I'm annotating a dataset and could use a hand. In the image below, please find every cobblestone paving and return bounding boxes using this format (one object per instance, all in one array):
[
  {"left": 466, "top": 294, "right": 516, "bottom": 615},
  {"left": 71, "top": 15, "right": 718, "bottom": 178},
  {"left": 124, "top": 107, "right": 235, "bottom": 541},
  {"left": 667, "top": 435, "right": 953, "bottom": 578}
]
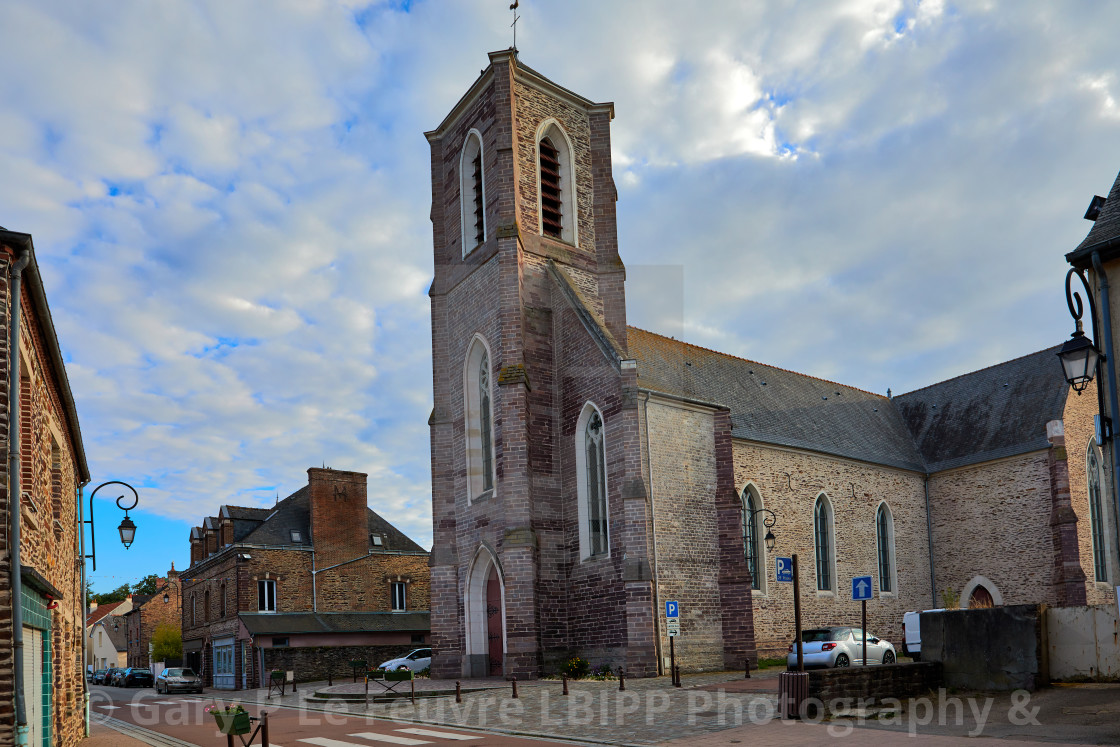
[{"left": 228, "top": 671, "right": 781, "bottom": 745}]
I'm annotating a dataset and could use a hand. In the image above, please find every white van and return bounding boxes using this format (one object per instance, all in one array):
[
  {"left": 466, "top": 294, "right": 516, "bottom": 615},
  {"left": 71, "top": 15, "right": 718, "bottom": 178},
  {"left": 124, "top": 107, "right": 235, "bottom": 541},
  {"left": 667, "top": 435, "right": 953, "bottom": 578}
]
[{"left": 902, "top": 609, "right": 944, "bottom": 661}]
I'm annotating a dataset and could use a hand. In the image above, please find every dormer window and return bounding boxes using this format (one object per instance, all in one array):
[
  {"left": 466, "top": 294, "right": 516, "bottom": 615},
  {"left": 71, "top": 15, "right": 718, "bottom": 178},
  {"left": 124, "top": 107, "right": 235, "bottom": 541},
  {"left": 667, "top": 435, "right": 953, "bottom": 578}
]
[
  {"left": 459, "top": 130, "right": 486, "bottom": 255},
  {"left": 290, "top": 529, "right": 302, "bottom": 543},
  {"left": 535, "top": 120, "right": 578, "bottom": 246}
]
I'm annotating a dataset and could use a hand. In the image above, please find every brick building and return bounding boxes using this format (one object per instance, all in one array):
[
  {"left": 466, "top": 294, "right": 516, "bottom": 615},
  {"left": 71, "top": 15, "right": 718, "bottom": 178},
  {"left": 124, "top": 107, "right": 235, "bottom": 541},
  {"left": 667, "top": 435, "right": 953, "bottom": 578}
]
[
  {"left": 123, "top": 567, "right": 181, "bottom": 669},
  {"left": 0, "top": 228, "right": 90, "bottom": 746},
  {"left": 425, "top": 51, "right": 1114, "bottom": 679},
  {"left": 181, "top": 468, "right": 430, "bottom": 690}
]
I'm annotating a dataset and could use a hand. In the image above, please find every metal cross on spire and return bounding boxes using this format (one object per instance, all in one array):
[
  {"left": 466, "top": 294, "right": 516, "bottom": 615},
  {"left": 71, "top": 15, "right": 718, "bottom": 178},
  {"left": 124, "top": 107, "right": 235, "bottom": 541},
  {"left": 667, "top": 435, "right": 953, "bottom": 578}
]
[{"left": 510, "top": 1, "right": 520, "bottom": 51}]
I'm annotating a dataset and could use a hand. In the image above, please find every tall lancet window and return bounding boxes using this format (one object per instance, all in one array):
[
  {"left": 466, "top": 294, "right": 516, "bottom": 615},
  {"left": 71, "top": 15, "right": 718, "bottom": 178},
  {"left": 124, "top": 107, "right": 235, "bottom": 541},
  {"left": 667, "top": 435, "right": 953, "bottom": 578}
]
[
  {"left": 536, "top": 120, "right": 578, "bottom": 245},
  {"left": 814, "top": 494, "right": 834, "bottom": 591},
  {"left": 479, "top": 352, "right": 493, "bottom": 493},
  {"left": 1088, "top": 444, "right": 1108, "bottom": 581},
  {"left": 586, "top": 411, "right": 608, "bottom": 555},
  {"left": 876, "top": 502, "right": 895, "bottom": 593},
  {"left": 460, "top": 130, "right": 486, "bottom": 255}
]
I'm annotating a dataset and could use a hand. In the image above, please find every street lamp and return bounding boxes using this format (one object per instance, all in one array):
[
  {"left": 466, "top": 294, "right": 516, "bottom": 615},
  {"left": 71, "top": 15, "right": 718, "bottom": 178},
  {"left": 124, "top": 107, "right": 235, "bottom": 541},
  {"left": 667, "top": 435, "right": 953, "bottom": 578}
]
[
  {"left": 1058, "top": 268, "right": 1105, "bottom": 396},
  {"left": 83, "top": 481, "right": 140, "bottom": 571},
  {"left": 746, "top": 507, "right": 778, "bottom": 553}
]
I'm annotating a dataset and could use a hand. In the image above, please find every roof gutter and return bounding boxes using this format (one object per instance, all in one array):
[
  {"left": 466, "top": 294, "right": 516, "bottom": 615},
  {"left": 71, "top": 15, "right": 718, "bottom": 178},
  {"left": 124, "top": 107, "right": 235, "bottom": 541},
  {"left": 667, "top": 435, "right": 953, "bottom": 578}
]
[{"left": 5, "top": 234, "right": 32, "bottom": 744}]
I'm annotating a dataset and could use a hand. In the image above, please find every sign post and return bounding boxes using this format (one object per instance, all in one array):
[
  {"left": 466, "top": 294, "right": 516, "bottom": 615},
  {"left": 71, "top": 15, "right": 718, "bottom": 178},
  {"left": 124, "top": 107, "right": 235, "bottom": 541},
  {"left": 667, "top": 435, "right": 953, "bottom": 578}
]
[
  {"left": 852, "top": 576, "right": 873, "bottom": 665},
  {"left": 665, "top": 600, "right": 680, "bottom": 686},
  {"left": 792, "top": 554, "right": 803, "bottom": 671}
]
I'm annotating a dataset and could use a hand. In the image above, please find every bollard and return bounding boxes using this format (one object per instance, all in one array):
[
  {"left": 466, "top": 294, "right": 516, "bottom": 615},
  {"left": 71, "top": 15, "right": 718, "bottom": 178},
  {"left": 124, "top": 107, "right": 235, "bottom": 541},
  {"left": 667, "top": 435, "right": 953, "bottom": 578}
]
[
  {"left": 260, "top": 711, "right": 270, "bottom": 747},
  {"left": 292, "top": 677, "right": 297, "bottom": 693},
  {"left": 674, "top": 665, "right": 681, "bottom": 688},
  {"left": 455, "top": 680, "right": 462, "bottom": 704},
  {"left": 328, "top": 670, "right": 332, "bottom": 687},
  {"left": 562, "top": 675, "right": 569, "bottom": 696},
  {"left": 618, "top": 670, "right": 626, "bottom": 691},
  {"left": 745, "top": 658, "right": 751, "bottom": 679},
  {"left": 511, "top": 677, "right": 518, "bottom": 698}
]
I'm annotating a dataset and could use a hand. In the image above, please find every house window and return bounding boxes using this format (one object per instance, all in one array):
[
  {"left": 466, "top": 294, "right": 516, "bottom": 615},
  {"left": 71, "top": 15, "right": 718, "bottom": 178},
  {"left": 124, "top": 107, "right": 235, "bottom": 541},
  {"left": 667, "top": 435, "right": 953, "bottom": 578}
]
[
  {"left": 258, "top": 580, "right": 276, "bottom": 613},
  {"left": 576, "top": 403, "right": 609, "bottom": 559},
  {"left": 290, "top": 529, "right": 302, "bottom": 543},
  {"left": 742, "top": 486, "right": 762, "bottom": 591},
  {"left": 876, "top": 502, "right": 895, "bottom": 593},
  {"left": 536, "top": 120, "right": 578, "bottom": 245},
  {"left": 271, "top": 637, "right": 289, "bottom": 648},
  {"left": 814, "top": 494, "right": 834, "bottom": 591},
  {"left": 204, "top": 589, "right": 210, "bottom": 622},
  {"left": 191, "top": 594, "right": 196, "bottom": 627},
  {"left": 460, "top": 130, "right": 486, "bottom": 254},
  {"left": 391, "top": 582, "right": 407, "bottom": 611},
  {"left": 464, "top": 337, "right": 496, "bottom": 502},
  {"left": 219, "top": 582, "right": 226, "bottom": 618},
  {"left": 1088, "top": 444, "right": 1108, "bottom": 581},
  {"left": 370, "top": 534, "right": 383, "bottom": 547}
]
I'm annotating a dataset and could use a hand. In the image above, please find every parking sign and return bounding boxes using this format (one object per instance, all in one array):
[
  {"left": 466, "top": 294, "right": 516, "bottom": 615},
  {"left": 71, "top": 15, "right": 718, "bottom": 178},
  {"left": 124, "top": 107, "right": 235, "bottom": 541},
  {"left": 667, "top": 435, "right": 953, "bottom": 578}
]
[
  {"left": 776, "top": 557, "right": 793, "bottom": 583},
  {"left": 665, "top": 600, "right": 679, "bottom": 619}
]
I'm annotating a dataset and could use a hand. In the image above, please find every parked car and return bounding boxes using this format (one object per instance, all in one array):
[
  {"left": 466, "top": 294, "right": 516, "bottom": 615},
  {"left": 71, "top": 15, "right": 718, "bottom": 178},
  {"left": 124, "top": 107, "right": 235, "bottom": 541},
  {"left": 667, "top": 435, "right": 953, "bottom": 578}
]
[
  {"left": 378, "top": 648, "right": 432, "bottom": 672},
  {"left": 902, "top": 609, "right": 944, "bottom": 661},
  {"left": 106, "top": 668, "right": 126, "bottom": 686},
  {"left": 120, "top": 667, "right": 153, "bottom": 688},
  {"left": 787, "top": 626, "right": 896, "bottom": 668},
  {"left": 91, "top": 669, "right": 108, "bottom": 685},
  {"left": 155, "top": 667, "right": 203, "bottom": 694}
]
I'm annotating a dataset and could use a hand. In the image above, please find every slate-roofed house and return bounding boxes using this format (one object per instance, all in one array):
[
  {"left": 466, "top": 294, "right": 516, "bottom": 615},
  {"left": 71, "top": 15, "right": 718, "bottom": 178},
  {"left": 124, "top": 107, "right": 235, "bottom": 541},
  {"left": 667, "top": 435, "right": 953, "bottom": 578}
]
[
  {"left": 181, "top": 468, "right": 430, "bottom": 689},
  {"left": 425, "top": 51, "right": 1112, "bottom": 678},
  {"left": 88, "top": 619, "right": 128, "bottom": 671}
]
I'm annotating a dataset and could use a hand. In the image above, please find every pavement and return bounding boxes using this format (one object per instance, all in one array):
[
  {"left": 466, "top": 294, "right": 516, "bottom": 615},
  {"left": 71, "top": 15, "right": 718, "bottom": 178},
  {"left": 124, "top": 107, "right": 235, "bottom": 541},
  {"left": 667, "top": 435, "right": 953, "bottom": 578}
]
[{"left": 79, "top": 671, "right": 1120, "bottom": 746}]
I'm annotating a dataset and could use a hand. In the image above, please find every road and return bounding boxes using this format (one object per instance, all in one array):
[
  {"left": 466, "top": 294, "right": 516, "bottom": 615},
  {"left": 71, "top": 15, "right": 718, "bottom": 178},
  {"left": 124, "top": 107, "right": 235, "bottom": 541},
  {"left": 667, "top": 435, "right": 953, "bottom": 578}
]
[{"left": 88, "top": 684, "right": 579, "bottom": 747}]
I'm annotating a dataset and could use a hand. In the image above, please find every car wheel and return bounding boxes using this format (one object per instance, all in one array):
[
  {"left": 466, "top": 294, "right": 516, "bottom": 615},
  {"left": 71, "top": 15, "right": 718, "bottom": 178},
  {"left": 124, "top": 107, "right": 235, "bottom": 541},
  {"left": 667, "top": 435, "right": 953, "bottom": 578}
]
[
  {"left": 397, "top": 665, "right": 410, "bottom": 671},
  {"left": 883, "top": 651, "right": 895, "bottom": 664},
  {"left": 834, "top": 654, "right": 850, "bottom": 667}
]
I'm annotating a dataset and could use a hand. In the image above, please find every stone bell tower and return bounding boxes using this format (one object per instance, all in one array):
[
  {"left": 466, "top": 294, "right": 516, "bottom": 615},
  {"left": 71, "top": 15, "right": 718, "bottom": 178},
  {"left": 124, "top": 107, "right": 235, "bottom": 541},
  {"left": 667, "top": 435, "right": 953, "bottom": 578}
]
[{"left": 425, "top": 50, "right": 657, "bottom": 678}]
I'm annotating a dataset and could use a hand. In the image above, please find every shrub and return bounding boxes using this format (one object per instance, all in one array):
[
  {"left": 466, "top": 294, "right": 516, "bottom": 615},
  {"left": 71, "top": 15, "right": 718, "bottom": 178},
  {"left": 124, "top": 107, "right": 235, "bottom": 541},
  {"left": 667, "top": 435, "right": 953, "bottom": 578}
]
[
  {"left": 560, "top": 657, "right": 590, "bottom": 679},
  {"left": 416, "top": 666, "right": 431, "bottom": 679}
]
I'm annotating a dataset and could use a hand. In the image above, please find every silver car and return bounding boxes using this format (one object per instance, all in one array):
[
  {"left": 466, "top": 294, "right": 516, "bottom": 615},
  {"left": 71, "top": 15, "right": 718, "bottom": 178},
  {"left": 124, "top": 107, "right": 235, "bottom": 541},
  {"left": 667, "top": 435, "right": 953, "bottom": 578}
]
[
  {"left": 787, "top": 626, "right": 896, "bottom": 668},
  {"left": 378, "top": 648, "right": 432, "bottom": 672},
  {"left": 155, "top": 667, "right": 203, "bottom": 694}
]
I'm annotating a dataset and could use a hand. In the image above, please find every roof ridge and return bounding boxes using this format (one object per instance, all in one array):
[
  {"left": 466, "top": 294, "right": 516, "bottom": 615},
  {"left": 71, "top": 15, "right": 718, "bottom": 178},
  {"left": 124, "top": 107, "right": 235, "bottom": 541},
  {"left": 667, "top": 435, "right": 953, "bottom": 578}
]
[
  {"left": 627, "top": 326, "right": 889, "bottom": 399},
  {"left": 895, "top": 344, "right": 1061, "bottom": 398}
]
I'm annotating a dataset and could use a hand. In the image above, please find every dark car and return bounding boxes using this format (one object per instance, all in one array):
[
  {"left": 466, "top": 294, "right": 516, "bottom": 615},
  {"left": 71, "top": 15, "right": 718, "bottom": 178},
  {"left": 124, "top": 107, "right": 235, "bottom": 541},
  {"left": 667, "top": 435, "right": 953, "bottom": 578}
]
[
  {"left": 91, "top": 669, "right": 108, "bottom": 685},
  {"left": 121, "top": 667, "right": 153, "bottom": 688},
  {"left": 155, "top": 667, "right": 203, "bottom": 694},
  {"left": 106, "top": 668, "right": 126, "bottom": 686}
]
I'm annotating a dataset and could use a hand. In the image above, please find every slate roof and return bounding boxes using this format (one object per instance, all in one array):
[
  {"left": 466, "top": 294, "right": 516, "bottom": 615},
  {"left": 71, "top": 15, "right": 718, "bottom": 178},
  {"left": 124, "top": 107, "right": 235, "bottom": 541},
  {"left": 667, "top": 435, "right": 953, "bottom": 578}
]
[
  {"left": 892, "top": 346, "right": 1069, "bottom": 472},
  {"left": 94, "top": 619, "right": 128, "bottom": 652},
  {"left": 239, "top": 611, "right": 430, "bottom": 635},
  {"left": 628, "top": 327, "right": 927, "bottom": 471},
  {"left": 1070, "top": 168, "right": 1120, "bottom": 262},
  {"left": 239, "top": 487, "right": 425, "bottom": 553},
  {"left": 628, "top": 328, "right": 1070, "bottom": 474}
]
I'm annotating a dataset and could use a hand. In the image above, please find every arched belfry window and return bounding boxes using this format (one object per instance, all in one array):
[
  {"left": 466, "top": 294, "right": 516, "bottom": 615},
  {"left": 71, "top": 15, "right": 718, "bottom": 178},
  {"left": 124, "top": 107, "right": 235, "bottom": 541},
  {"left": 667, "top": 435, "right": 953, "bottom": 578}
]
[
  {"left": 536, "top": 120, "right": 577, "bottom": 246},
  {"left": 576, "top": 403, "right": 609, "bottom": 559},
  {"left": 464, "top": 337, "right": 496, "bottom": 502},
  {"left": 876, "top": 502, "right": 896, "bottom": 593},
  {"left": 1087, "top": 443, "right": 1108, "bottom": 581},
  {"left": 741, "top": 485, "right": 764, "bottom": 591},
  {"left": 814, "top": 494, "right": 835, "bottom": 592},
  {"left": 460, "top": 130, "right": 486, "bottom": 254}
]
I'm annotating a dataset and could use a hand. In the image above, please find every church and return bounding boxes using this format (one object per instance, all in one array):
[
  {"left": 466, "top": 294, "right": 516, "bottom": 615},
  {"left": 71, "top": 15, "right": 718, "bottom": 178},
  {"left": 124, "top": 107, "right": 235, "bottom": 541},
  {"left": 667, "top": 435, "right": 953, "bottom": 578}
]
[{"left": 424, "top": 50, "right": 1117, "bottom": 679}]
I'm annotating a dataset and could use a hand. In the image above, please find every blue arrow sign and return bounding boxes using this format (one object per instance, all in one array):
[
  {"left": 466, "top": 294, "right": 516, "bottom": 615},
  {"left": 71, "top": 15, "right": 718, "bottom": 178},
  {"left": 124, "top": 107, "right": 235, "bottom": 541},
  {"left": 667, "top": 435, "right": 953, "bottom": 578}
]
[
  {"left": 665, "top": 600, "right": 679, "bottom": 618},
  {"left": 852, "top": 576, "right": 873, "bottom": 601},
  {"left": 775, "top": 557, "right": 793, "bottom": 583}
]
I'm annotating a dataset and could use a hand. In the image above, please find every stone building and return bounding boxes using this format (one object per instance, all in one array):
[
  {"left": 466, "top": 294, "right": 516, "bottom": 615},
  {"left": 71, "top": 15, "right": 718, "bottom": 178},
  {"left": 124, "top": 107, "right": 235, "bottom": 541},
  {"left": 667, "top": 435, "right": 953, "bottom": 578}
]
[
  {"left": 424, "top": 51, "right": 1113, "bottom": 679},
  {"left": 123, "top": 567, "right": 181, "bottom": 669},
  {"left": 180, "top": 468, "right": 430, "bottom": 689},
  {"left": 0, "top": 228, "right": 90, "bottom": 747}
]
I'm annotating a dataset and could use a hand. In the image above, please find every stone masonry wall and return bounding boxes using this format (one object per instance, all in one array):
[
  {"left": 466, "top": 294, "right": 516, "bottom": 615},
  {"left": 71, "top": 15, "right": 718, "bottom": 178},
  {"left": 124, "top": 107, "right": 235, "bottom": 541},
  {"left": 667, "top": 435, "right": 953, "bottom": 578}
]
[
  {"left": 643, "top": 397, "right": 725, "bottom": 672},
  {"left": 733, "top": 440, "right": 932, "bottom": 658},
  {"left": 928, "top": 451, "right": 1056, "bottom": 608},
  {"left": 0, "top": 252, "right": 86, "bottom": 747}
]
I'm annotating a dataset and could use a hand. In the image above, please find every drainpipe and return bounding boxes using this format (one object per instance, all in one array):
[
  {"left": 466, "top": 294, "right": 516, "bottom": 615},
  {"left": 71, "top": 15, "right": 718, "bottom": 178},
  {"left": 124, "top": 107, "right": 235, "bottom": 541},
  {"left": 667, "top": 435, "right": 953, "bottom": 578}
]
[
  {"left": 77, "top": 479, "right": 90, "bottom": 736},
  {"left": 640, "top": 392, "right": 664, "bottom": 675},
  {"left": 7, "top": 241, "right": 32, "bottom": 746},
  {"left": 1091, "top": 252, "right": 1120, "bottom": 569},
  {"left": 923, "top": 475, "right": 937, "bottom": 608}
]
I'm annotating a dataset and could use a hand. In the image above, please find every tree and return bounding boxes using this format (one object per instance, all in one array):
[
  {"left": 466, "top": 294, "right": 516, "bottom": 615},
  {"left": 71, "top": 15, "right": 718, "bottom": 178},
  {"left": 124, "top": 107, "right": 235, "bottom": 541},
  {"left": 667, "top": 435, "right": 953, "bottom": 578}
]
[
  {"left": 151, "top": 623, "right": 182, "bottom": 663},
  {"left": 91, "top": 583, "right": 130, "bottom": 605},
  {"left": 132, "top": 574, "right": 162, "bottom": 596}
]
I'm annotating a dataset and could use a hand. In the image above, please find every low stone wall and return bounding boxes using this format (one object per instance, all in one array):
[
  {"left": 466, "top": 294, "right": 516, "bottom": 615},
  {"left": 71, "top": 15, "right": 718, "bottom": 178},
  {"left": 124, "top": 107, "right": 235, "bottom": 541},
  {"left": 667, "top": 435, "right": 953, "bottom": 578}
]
[
  {"left": 807, "top": 662, "right": 942, "bottom": 705},
  {"left": 262, "top": 644, "right": 417, "bottom": 684}
]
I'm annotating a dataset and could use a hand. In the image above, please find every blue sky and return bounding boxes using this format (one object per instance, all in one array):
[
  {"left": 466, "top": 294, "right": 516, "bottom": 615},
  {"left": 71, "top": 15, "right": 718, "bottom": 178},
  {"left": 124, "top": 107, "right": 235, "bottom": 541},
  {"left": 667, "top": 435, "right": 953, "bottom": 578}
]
[{"left": 3, "top": 0, "right": 1120, "bottom": 592}]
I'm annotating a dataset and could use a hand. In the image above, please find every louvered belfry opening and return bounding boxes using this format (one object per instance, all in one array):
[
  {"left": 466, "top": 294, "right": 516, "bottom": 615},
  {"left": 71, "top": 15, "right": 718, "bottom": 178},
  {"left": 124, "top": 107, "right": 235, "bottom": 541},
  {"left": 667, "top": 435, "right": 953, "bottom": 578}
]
[
  {"left": 471, "top": 150, "right": 484, "bottom": 245},
  {"left": 539, "top": 137, "right": 562, "bottom": 238}
]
